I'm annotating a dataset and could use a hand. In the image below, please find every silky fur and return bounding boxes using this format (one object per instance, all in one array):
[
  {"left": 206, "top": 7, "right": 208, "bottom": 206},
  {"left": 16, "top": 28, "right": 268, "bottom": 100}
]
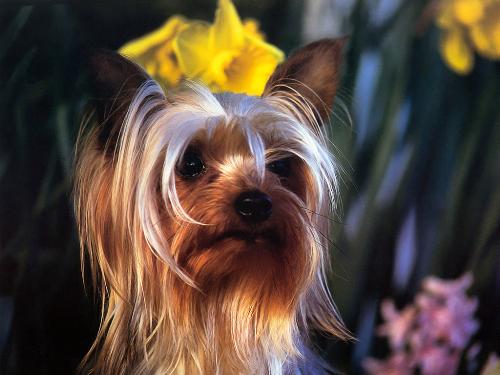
[{"left": 74, "top": 39, "right": 350, "bottom": 374}]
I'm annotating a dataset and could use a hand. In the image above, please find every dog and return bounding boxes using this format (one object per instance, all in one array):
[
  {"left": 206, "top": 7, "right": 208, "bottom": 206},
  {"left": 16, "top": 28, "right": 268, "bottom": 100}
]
[{"left": 74, "top": 38, "right": 350, "bottom": 374}]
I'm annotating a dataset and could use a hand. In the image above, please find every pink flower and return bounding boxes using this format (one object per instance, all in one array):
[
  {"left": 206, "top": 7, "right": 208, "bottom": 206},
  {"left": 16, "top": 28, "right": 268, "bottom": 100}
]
[
  {"left": 416, "top": 275, "right": 479, "bottom": 349},
  {"left": 418, "top": 346, "right": 460, "bottom": 375},
  {"left": 445, "top": 294, "right": 479, "bottom": 348},
  {"left": 363, "top": 352, "right": 414, "bottom": 375},
  {"left": 422, "top": 273, "right": 473, "bottom": 297},
  {"left": 363, "top": 272, "right": 480, "bottom": 375},
  {"left": 378, "top": 299, "right": 416, "bottom": 350}
]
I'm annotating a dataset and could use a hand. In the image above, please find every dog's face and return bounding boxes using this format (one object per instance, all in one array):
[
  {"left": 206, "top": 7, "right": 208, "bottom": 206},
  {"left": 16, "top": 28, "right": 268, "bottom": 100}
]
[
  {"left": 75, "top": 40, "right": 349, "bottom": 374},
  {"left": 169, "top": 98, "right": 323, "bottom": 295}
]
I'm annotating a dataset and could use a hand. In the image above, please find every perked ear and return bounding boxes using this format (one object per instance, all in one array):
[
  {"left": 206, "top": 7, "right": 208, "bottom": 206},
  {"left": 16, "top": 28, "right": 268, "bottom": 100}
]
[
  {"left": 87, "top": 50, "right": 152, "bottom": 151},
  {"left": 263, "top": 38, "right": 346, "bottom": 123}
]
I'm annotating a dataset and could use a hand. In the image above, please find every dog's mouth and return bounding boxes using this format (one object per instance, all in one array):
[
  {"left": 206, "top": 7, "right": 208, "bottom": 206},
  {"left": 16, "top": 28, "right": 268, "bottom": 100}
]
[{"left": 214, "top": 229, "right": 281, "bottom": 246}]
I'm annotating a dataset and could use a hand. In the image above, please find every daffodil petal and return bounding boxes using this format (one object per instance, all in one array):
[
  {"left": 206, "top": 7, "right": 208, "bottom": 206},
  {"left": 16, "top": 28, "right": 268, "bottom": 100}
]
[
  {"left": 118, "top": 16, "right": 188, "bottom": 87},
  {"left": 453, "top": 0, "right": 484, "bottom": 26},
  {"left": 243, "top": 19, "right": 265, "bottom": 40},
  {"left": 440, "top": 28, "right": 474, "bottom": 75},
  {"left": 245, "top": 32, "right": 284, "bottom": 62},
  {"left": 469, "top": 3, "right": 500, "bottom": 59},
  {"left": 211, "top": 0, "right": 245, "bottom": 50},
  {"left": 469, "top": 23, "right": 492, "bottom": 57},
  {"left": 213, "top": 34, "right": 284, "bottom": 95},
  {"left": 203, "top": 50, "right": 239, "bottom": 86},
  {"left": 119, "top": 16, "right": 188, "bottom": 57},
  {"left": 173, "top": 22, "right": 212, "bottom": 77},
  {"left": 491, "top": 25, "right": 500, "bottom": 58},
  {"left": 154, "top": 42, "right": 183, "bottom": 86}
]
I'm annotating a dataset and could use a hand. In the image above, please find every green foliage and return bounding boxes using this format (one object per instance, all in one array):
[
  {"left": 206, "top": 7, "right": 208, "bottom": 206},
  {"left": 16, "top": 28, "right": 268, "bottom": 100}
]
[{"left": 326, "top": 1, "right": 500, "bottom": 372}]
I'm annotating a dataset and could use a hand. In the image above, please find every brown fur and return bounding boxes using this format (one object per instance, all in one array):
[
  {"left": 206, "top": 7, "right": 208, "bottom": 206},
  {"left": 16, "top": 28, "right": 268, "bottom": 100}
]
[
  {"left": 74, "top": 39, "right": 350, "bottom": 374},
  {"left": 264, "top": 38, "right": 346, "bottom": 122}
]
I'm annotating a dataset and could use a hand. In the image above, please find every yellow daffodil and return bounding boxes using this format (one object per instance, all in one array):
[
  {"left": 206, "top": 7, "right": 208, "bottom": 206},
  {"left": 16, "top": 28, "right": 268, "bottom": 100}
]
[
  {"left": 440, "top": 27, "right": 474, "bottom": 74},
  {"left": 469, "top": 4, "right": 500, "bottom": 59},
  {"left": 118, "top": 0, "right": 284, "bottom": 95},
  {"left": 436, "top": 0, "right": 500, "bottom": 75},
  {"left": 119, "top": 16, "right": 189, "bottom": 87},
  {"left": 452, "top": 0, "right": 484, "bottom": 25},
  {"left": 243, "top": 19, "right": 266, "bottom": 40},
  {"left": 173, "top": 0, "right": 284, "bottom": 95}
]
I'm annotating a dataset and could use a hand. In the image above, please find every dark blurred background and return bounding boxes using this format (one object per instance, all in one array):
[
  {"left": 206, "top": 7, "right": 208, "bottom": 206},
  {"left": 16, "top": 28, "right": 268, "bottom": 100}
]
[{"left": 0, "top": 0, "right": 499, "bottom": 374}]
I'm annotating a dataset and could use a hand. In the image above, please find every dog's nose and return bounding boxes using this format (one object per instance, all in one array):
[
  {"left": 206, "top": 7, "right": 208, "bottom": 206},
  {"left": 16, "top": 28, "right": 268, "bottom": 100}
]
[{"left": 234, "top": 190, "right": 272, "bottom": 223}]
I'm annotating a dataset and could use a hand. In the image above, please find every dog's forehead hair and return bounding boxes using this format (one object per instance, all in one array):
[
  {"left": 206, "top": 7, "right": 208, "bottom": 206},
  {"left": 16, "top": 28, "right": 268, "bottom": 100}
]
[
  {"left": 184, "top": 94, "right": 298, "bottom": 161},
  {"left": 204, "top": 119, "right": 253, "bottom": 157},
  {"left": 183, "top": 121, "right": 263, "bottom": 174}
]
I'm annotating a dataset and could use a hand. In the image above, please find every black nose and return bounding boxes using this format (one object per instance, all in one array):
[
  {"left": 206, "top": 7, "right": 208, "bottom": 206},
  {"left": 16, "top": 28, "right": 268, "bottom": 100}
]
[{"left": 234, "top": 190, "right": 272, "bottom": 223}]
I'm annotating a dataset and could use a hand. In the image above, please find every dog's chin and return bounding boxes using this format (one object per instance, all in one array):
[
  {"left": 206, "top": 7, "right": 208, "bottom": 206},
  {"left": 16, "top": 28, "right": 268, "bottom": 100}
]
[{"left": 181, "top": 227, "right": 295, "bottom": 288}]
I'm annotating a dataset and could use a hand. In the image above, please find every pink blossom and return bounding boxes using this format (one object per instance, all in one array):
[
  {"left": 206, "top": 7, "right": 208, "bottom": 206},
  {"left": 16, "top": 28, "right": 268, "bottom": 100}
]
[
  {"left": 445, "top": 295, "right": 479, "bottom": 348},
  {"left": 363, "top": 352, "right": 414, "bottom": 375},
  {"left": 408, "top": 327, "right": 460, "bottom": 375},
  {"left": 378, "top": 299, "right": 416, "bottom": 350},
  {"left": 363, "top": 273, "right": 480, "bottom": 375},
  {"left": 416, "top": 278, "right": 478, "bottom": 349},
  {"left": 417, "top": 346, "right": 460, "bottom": 375},
  {"left": 422, "top": 273, "right": 473, "bottom": 297}
]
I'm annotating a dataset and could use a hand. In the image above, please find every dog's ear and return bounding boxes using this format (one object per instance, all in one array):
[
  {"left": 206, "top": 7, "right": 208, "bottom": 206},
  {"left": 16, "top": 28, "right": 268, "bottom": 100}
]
[
  {"left": 263, "top": 38, "right": 346, "bottom": 123},
  {"left": 87, "top": 50, "right": 153, "bottom": 151}
]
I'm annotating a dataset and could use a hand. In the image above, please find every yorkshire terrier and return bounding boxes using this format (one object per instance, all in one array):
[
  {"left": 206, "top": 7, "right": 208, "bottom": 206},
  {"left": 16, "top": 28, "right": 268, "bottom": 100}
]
[{"left": 74, "top": 38, "right": 350, "bottom": 374}]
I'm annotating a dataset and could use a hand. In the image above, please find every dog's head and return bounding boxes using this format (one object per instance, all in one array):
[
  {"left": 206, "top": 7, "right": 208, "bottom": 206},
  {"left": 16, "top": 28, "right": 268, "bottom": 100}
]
[{"left": 75, "top": 39, "right": 349, "bottom": 374}]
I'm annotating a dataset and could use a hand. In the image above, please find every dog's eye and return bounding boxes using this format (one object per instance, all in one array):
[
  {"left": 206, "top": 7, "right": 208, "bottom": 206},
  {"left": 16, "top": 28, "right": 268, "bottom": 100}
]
[
  {"left": 267, "top": 157, "right": 291, "bottom": 178},
  {"left": 178, "top": 149, "right": 205, "bottom": 179}
]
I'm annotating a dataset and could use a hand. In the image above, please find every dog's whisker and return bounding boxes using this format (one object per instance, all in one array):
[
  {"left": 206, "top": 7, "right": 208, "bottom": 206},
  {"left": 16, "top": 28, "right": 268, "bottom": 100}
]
[
  {"left": 301, "top": 206, "right": 345, "bottom": 224},
  {"left": 300, "top": 222, "right": 346, "bottom": 255}
]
